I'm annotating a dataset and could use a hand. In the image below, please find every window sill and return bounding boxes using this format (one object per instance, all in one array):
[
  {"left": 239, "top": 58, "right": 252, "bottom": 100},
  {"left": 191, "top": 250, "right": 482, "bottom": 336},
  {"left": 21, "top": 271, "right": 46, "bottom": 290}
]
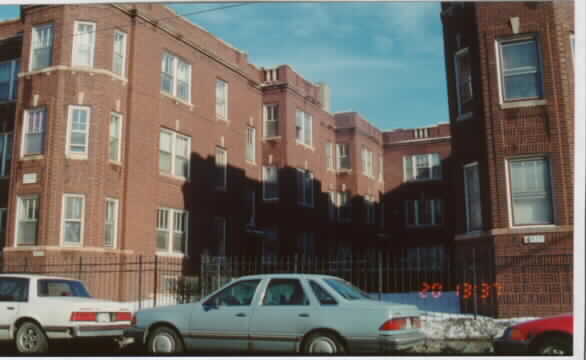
[
  {"left": 296, "top": 142, "right": 314, "bottom": 151},
  {"left": 216, "top": 116, "right": 229, "bottom": 123},
  {"left": 456, "top": 112, "right": 473, "bottom": 121},
  {"left": 264, "top": 136, "right": 281, "bottom": 142},
  {"left": 66, "top": 154, "right": 88, "bottom": 160},
  {"left": 160, "top": 91, "right": 194, "bottom": 109},
  {"left": 21, "top": 65, "right": 128, "bottom": 84},
  {"left": 61, "top": 243, "right": 83, "bottom": 248},
  {"left": 404, "top": 178, "right": 443, "bottom": 183},
  {"left": 155, "top": 252, "right": 186, "bottom": 258},
  {"left": 500, "top": 99, "right": 547, "bottom": 110},
  {"left": 21, "top": 154, "right": 44, "bottom": 161},
  {"left": 263, "top": 198, "right": 279, "bottom": 202},
  {"left": 245, "top": 160, "right": 256, "bottom": 166},
  {"left": 159, "top": 172, "right": 189, "bottom": 183},
  {"left": 109, "top": 160, "right": 123, "bottom": 167},
  {"left": 336, "top": 169, "right": 352, "bottom": 174}
]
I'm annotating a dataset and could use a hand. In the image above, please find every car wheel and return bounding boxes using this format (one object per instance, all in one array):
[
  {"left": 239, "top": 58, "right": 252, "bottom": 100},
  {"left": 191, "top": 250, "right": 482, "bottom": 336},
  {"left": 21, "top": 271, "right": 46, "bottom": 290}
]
[
  {"left": 147, "top": 326, "right": 184, "bottom": 354},
  {"left": 303, "top": 331, "right": 345, "bottom": 354},
  {"left": 536, "top": 336, "right": 572, "bottom": 355},
  {"left": 15, "top": 321, "right": 49, "bottom": 353}
]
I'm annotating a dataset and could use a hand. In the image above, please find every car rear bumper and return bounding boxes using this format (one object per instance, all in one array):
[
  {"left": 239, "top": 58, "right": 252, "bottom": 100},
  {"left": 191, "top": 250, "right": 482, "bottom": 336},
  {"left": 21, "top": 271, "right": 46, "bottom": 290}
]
[
  {"left": 493, "top": 337, "right": 530, "bottom": 354},
  {"left": 379, "top": 331, "right": 425, "bottom": 352},
  {"left": 45, "top": 324, "right": 129, "bottom": 339}
]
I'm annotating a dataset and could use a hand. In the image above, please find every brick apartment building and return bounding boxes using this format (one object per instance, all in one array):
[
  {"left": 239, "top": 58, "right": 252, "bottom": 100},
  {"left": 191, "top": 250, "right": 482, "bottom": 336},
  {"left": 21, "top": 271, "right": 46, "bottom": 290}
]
[
  {"left": 441, "top": 1, "right": 574, "bottom": 317},
  {"left": 0, "top": 3, "right": 574, "bottom": 317}
]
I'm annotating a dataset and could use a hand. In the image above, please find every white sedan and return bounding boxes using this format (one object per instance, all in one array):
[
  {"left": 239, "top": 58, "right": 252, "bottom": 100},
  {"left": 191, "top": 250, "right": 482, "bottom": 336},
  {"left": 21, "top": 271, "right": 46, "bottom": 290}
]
[
  {"left": 0, "top": 274, "right": 132, "bottom": 353},
  {"left": 124, "top": 273, "right": 425, "bottom": 354}
]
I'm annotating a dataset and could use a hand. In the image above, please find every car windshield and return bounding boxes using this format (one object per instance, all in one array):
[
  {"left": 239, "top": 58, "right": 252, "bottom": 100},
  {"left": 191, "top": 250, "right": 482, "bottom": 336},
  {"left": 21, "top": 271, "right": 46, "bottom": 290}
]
[
  {"left": 37, "top": 279, "right": 91, "bottom": 298},
  {"left": 323, "top": 278, "right": 371, "bottom": 300}
]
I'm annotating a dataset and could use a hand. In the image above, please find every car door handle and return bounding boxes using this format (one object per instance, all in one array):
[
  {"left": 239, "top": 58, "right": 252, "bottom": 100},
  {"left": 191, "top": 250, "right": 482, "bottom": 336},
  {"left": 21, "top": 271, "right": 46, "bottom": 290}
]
[
  {"left": 236, "top": 313, "right": 247, "bottom": 317},
  {"left": 298, "top": 313, "right": 310, "bottom": 318},
  {"left": 7, "top": 307, "right": 14, "bottom": 310}
]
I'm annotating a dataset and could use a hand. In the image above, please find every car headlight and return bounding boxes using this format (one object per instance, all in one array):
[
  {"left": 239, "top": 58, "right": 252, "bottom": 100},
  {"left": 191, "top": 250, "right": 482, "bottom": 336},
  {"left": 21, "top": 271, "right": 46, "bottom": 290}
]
[{"left": 503, "top": 326, "right": 529, "bottom": 341}]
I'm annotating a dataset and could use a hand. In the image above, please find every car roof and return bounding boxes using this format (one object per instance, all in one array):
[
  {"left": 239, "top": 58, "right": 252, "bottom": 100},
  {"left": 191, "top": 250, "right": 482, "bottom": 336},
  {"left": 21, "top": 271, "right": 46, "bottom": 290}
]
[
  {"left": 0, "top": 273, "right": 79, "bottom": 281},
  {"left": 236, "top": 273, "right": 342, "bottom": 281}
]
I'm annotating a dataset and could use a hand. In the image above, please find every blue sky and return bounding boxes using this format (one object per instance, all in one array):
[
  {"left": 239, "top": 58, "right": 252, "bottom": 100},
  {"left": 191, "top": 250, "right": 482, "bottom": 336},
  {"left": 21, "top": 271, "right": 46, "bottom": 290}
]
[{"left": 0, "top": 3, "right": 449, "bottom": 130}]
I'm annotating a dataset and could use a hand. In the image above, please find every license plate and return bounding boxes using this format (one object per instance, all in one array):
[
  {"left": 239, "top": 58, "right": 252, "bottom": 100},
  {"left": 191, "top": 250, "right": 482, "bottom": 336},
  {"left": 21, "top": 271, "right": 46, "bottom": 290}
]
[{"left": 97, "top": 313, "right": 110, "bottom": 323}]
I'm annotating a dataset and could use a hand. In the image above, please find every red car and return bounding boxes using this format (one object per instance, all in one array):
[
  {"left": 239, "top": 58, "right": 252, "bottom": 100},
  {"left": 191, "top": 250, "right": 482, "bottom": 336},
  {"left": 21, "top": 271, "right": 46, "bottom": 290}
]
[{"left": 493, "top": 314, "right": 573, "bottom": 355}]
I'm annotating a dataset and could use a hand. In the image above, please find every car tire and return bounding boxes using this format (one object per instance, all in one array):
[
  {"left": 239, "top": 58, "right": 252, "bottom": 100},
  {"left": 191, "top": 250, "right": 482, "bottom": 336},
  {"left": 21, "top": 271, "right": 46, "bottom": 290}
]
[
  {"left": 15, "top": 321, "right": 49, "bottom": 354},
  {"left": 536, "top": 335, "right": 572, "bottom": 355},
  {"left": 147, "top": 326, "right": 184, "bottom": 354},
  {"left": 302, "top": 331, "right": 345, "bottom": 354}
]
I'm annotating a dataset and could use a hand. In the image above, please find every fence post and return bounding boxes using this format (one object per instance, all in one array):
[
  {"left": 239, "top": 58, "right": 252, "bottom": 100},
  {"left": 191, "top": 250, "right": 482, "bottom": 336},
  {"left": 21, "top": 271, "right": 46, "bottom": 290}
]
[
  {"left": 153, "top": 256, "right": 158, "bottom": 308},
  {"left": 378, "top": 252, "right": 383, "bottom": 301},
  {"left": 23, "top": 257, "right": 28, "bottom": 273},
  {"left": 472, "top": 248, "right": 478, "bottom": 320},
  {"left": 138, "top": 255, "right": 143, "bottom": 310},
  {"left": 78, "top": 257, "right": 83, "bottom": 280},
  {"left": 200, "top": 255, "right": 205, "bottom": 298}
]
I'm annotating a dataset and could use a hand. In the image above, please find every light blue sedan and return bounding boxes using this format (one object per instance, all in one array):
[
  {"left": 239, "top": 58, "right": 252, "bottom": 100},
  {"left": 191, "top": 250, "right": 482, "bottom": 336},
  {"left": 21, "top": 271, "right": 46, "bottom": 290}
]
[{"left": 124, "top": 274, "right": 424, "bottom": 354}]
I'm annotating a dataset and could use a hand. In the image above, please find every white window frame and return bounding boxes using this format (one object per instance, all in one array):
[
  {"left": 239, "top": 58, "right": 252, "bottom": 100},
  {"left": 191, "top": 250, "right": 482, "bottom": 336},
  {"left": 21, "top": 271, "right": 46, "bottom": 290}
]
[
  {"left": 15, "top": 194, "right": 39, "bottom": 246},
  {"left": 326, "top": 143, "right": 334, "bottom": 170},
  {"left": 295, "top": 110, "right": 312, "bottom": 147},
  {"left": 60, "top": 194, "right": 85, "bottom": 247},
  {"left": 30, "top": 23, "right": 53, "bottom": 71},
  {"left": 214, "top": 217, "right": 227, "bottom": 257},
  {"left": 109, "top": 113, "right": 123, "bottom": 163},
  {"left": 0, "top": 133, "right": 12, "bottom": 177},
  {"left": 246, "top": 127, "right": 256, "bottom": 164},
  {"left": 66, "top": 105, "right": 91, "bottom": 159},
  {"left": 216, "top": 79, "right": 228, "bottom": 121},
  {"left": 263, "top": 104, "right": 279, "bottom": 138},
  {"left": 159, "top": 129, "right": 191, "bottom": 180},
  {"left": 378, "top": 155, "right": 384, "bottom": 182},
  {"left": 215, "top": 146, "right": 227, "bottom": 191},
  {"left": 262, "top": 166, "right": 279, "bottom": 201},
  {"left": 454, "top": 47, "right": 473, "bottom": 118},
  {"left": 336, "top": 143, "right": 351, "bottom": 170},
  {"left": 362, "top": 147, "right": 374, "bottom": 178},
  {"left": 104, "top": 198, "right": 119, "bottom": 248},
  {"left": 463, "top": 162, "right": 483, "bottom": 232},
  {"left": 72, "top": 21, "right": 96, "bottom": 67},
  {"left": 156, "top": 207, "right": 188, "bottom": 255},
  {"left": 22, "top": 108, "right": 46, "bottom": 157},
  {"left": 505, "top": 156, "right": 554, "bottom": 228},
  {"left": 0, "top": 59, "right": 20, "bottom": 101},
  {"left": 403, "top": 153, "right": 441, "bottom": 181},
  {"left": 160, "top": 52, "right": 192, "bottom": 103},
  {"left": 112, "top": 30, "right": 127, "bottom": 77},
  {"left": 496, "top": 35, "right": 544, "bottom": 103},
  {"left": 296, "top": 168, "right": 314, "bottom": 207}
]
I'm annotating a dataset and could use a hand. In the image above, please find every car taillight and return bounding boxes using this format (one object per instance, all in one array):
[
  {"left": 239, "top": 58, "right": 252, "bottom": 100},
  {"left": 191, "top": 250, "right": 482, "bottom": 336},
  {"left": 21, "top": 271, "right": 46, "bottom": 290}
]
[
  {"left": 509, "top": 328, "right": 529, "bottom": 341},
  {"left": 412, "top": 317, "right": 422, "bottom": 328},
  {"left": 115, "top": 312, "right": 133, "bottom": 322},
  {"left": 70, "top": 312, "right": 97, "bottom": 321},
  {"left": 380, "top": 318, "right": 407, "bottom": 331}
]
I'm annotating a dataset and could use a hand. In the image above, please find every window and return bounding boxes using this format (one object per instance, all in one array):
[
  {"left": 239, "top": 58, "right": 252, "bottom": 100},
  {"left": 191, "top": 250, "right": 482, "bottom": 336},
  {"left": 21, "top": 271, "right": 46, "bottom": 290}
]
[
  {"left": 337, "top": 191, "right": 352, "bottom": 222},
  {"left": 31, "top": 24, "right": 53, "bottom": 70},
  {"left": 263, "top": 104, "right": 279, "bottom": 138},
  {"left": 361, "top": 147, "right": 374, "bottom": 177},
  {"left": 296, "top": 232, "right": 315, "bottom": 256},
  {"left": 464, "top": 163, "right": 482, "bottom": 232},
  {"left": 37, "top": 279, "right": 90, "bottom": 298},
  {"left": 454, "top": 48, "right": 473, "bottom": 116},
  {"left": 245, "top": 189, "right": 256, "bottom": 226},
  {"left": 398, "top": 247, "right": 445, "bottom": 271},
  {"left": 405, "top": 199, "right": 442, "bottom": 227},
  {"left": 112, "top": 30, "right": 127, "bottom": 76},
  {"left": 66, "top": 106, "right": 90, "bottom": 158},
  {"left": 328, "top": 192, "right": 336, "bottom": 221},
  {"left": 216, "top": 79, "right": 228, "bottom": 120},
  {"left": 326, "top": 143, "right": 334, "bottom": 170},
  {"left": 160, "top": 52, "right": 191, "bottom": 103},
  {"left": 0, "top": 59, "right": 19, "bottom": 101},
  {"left": 263, "top": 279, "right": 309, "bottom": 306},
  {"left": 365, "top": 195, "right": 376, "bottom": 225},
  {"left": 324, "top": 278, "right": 370, "bottom": 300},
  {"left": 404, "top": 153, "right": 441, "bottom": 181},
  {"left": 498, "top": 36, "right": 543, "bottom": 101},
  {"left": 156, "top": 208, "right": 187, "bottom": 254},
  {"left": 508, "top": 157, "right": 553, "bottom": 226},
  {"left": 159, "top": 129, "right": 191, "bottom": 179},
  {"left": 262, "top": 166, "right": 279, "bottom": 200},
  {"left": 336, "top": 144, "right": 351, "bottom": 170},
  {"left": 205, "top": 280, "right": 260, "bottom": 307},
  {"left": 0, "top": 277, "right": 29, "bottom": 302},
  {"left": 22, "top": 109, "right": 45, "bottom": 156},
  {"left": 309, "top": 280, "right": 337, "bottom": 305},
  {"left": 104, "top": 198, "right": 118, "bottom": 248},
  {"left": 0, "top": 133, "right": 11, "bottom": 177},
  {"left": 72, "top": 21, "right": 96, "bottom": 67},
  {"left": 109, "top": 113, "right": 122, "bottom": 162},
  {"left": 17, "top": 195, "right": 39, "bottom": 245},
  {"left": 378, "top": 155, "right": 384, "bottom": 182},
  {"left": 296, "top": 168, "right": 313, "bottom": 207},
  {"left": 214, "top": 217, "right": 226, "bottom": 256},
  {"left": 61, "top": 194, "right": 85, "bottom": 246},
  {"left": 246, "top": 127, "right": 255, "bottom": 163},
  {"left": 0, "top": 208, "right": 7, "bottom": 248},
  {"left": 295, "top": 110, "right": 312, "bottom": 146},
  {"left": 215, "top": 147, "right": 227, "bottom": 191}
]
